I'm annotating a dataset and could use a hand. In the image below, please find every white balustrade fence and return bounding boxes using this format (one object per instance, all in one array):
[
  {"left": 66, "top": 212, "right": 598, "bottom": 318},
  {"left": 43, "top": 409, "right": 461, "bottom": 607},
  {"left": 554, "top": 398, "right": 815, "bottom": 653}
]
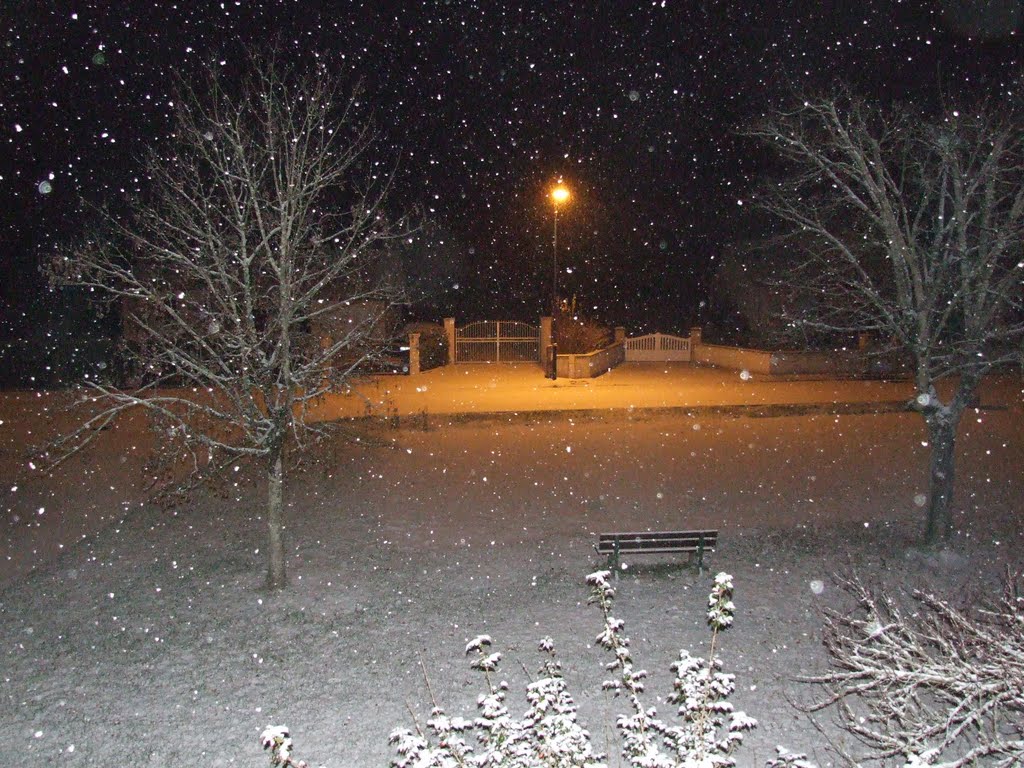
[{"left": 624, "top": 332, "right": 692, "bottom": 362}]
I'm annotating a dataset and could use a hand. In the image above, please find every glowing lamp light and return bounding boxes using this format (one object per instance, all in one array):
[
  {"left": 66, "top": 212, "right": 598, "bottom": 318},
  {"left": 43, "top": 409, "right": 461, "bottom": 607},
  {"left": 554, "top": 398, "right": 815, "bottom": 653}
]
[{"left": 550, "top": 184, "right": 570, "bottom": 205}]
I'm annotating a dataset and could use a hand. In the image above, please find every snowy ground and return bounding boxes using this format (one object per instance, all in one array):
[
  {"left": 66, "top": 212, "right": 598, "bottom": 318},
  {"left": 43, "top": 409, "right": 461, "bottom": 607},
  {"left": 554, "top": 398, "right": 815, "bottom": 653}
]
[{"left": 1, "top": 376, "right": 1022, "bottom": 767}]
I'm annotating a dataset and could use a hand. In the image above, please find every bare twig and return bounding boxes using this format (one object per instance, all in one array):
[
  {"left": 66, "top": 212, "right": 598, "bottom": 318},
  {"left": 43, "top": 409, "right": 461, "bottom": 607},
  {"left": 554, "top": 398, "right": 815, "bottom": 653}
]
[{"left": 803, "top": 572, "right": 1024, "bottom": 767}]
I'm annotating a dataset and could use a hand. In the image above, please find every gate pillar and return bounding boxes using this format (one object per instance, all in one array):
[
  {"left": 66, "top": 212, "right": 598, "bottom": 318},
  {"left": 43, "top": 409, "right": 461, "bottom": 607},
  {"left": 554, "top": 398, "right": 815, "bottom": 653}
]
[
  {"left": 408, "top": 332, "right": 420, "bottom": 375},
  {"left": 540, "top": 316, "right": 552, "bottom": 365},
  {"left": 444, "top": 317, "right": 456, "bottom": 365}
]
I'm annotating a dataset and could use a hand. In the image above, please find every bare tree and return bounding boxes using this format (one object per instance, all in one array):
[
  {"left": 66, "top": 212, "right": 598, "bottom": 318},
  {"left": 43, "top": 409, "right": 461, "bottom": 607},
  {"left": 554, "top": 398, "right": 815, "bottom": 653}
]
[
  {"left": 750, "top": 92, "right": 1024, "bottom": 543},
  {"left": 807, "top": 573, "right": 1024, "bottom": 767},
  {"left": 47, "top": 54, "right": 410, "bottom": 588}
]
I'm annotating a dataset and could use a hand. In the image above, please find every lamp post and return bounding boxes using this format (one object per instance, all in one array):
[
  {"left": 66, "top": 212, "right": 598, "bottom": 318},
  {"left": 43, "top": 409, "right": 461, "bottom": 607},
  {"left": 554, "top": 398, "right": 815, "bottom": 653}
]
[{"left": 549, "top": 182, "right": 570, "bottom": 379}]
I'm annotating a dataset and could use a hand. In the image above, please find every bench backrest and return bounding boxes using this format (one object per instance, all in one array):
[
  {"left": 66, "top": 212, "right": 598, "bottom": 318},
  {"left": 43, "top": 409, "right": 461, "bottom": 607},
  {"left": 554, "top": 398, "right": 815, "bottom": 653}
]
[{"left": 597, "top": 530, "right": 718, "bottom": 553}]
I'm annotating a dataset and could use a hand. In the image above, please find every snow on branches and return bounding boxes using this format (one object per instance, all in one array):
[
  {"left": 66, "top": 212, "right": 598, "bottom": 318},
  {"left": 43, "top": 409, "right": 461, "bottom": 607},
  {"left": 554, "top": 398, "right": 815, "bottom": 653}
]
[{"left": 806, "top": 571, "right": 1024, "bottom": 768}]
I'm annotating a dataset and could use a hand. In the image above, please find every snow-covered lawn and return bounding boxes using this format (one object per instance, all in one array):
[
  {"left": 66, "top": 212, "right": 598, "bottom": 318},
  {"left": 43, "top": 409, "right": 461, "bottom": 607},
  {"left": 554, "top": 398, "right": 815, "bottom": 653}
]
[{"left": 2, "top": 386, "right": 1022, "bottom": 766}]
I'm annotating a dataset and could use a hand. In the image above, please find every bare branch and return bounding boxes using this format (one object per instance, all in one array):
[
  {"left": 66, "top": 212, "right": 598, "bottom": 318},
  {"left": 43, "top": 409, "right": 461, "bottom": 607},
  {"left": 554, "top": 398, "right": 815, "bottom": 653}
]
[{"left": 803, "top": 573, "right": 1024, "bottom": 767}]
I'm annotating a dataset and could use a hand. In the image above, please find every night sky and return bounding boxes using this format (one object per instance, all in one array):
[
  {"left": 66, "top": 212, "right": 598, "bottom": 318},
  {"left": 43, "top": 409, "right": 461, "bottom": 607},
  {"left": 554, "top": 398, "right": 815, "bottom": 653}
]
[{"left": 2, "top": 1, "right": 1022, "bottom": 369}]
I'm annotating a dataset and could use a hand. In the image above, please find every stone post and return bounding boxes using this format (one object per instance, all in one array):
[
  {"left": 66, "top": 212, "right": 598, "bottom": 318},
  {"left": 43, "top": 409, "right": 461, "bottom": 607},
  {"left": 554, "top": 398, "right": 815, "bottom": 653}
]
[
  {"left": 689, "top": 326, "right": 702, "bottom": 347},
  {"left": 536, "top": 313, "right": 552, "bottom": 376},
  {"left": 408, "top": 332, "right": 420, "bottom": 376},
  {"left": 540, "top": 316, "right": 553, "bottom": 365},
  {"left": 614, "top": 326, "right": 626, "bottom": 344},
  {"left": 444, "top": 317, "right": 456, "bottom": 365}
]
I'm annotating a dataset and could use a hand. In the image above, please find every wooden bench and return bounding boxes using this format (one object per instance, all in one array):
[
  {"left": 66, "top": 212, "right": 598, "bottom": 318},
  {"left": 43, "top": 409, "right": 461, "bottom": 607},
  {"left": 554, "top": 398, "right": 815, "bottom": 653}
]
[{"left": 596, "top": 530, "right": 718, "bottom": 575}]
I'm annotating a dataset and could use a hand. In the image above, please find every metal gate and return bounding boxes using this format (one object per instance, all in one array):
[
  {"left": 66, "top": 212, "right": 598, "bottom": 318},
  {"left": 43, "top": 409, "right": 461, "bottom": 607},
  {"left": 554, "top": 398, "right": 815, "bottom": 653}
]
[
  {"left": 624, "top": 332, "right": 692, "bottom": 362},
  {"left": 456, "top": 320, "right": 540, "bottom": 363}
]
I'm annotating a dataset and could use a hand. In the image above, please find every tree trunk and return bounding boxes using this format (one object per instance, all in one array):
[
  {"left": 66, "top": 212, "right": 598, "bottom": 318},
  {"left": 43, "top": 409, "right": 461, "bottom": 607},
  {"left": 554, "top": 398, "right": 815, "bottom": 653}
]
[
  {"left": 924, "top": 411, "right": 958, "bottom": 544},
  {"left": 266, "top": 450, "right": 287, "bottom": 589}
]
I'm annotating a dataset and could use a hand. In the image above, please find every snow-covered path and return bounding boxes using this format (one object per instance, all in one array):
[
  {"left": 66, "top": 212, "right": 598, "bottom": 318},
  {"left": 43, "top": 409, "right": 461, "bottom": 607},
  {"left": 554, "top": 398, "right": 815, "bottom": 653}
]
[{"left": 307, "top": 362, "right": 923, "bottom": 421}]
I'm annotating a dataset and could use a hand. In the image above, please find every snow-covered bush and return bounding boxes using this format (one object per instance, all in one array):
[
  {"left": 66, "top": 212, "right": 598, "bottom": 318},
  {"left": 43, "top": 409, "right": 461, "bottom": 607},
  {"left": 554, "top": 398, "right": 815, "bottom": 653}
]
[
  {"left": 806, "top": 571, "right": 1024, "bottom": 767},
  {"left": 260, "top": 725, "right": 309, "bottom": 767},
  {"left": 555, "top": 296, "right": 612, "bottom": 354},
  {"left": 260, "top": 572, "right": 788, "bottom": 767},
  {"left": 391, "top": 631, "right": 604, "bottom": 768},
  {"left": 587, "top": 569, "right": 756, "bottom": 768},
  {"left": 764, "top": 746, "right": 818, "bottom": 768}
]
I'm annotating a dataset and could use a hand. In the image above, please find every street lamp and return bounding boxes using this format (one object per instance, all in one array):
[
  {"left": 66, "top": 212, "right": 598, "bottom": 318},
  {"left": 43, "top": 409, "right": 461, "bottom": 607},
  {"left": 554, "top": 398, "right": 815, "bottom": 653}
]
[{"left": 549, "top": 182, "right": 570, "bottom": 379}]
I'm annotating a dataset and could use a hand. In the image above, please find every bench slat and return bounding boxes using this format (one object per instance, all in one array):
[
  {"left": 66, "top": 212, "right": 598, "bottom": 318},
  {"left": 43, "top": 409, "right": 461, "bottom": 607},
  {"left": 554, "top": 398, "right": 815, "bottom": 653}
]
[
  {"left": 598, "top": 530, "right": 715, "bottom": 541},
  {"left": 597, "top": 535, "right": 716, "bottom": 546},
  {"left": 597, "top": 532, "right": 716, "bottom": 551},
  {"left": 595, "top": 544, "right": 714, "bottom": 555},
  {"left": 598, "top": 540, "right": 716, "bottom": 552}
]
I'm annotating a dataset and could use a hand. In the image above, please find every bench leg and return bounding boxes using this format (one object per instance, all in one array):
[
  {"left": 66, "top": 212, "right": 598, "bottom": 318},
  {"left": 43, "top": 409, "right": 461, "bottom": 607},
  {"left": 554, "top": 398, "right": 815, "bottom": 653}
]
[{"left": 609, "top": 538, "right": 620, "bottom": 579}]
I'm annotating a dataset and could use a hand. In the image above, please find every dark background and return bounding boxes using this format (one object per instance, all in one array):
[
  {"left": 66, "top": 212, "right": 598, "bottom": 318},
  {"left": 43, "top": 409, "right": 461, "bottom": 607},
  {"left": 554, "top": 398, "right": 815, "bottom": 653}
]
[{"left": 1, "top": 0, "right": 1021, "bottom": 383}]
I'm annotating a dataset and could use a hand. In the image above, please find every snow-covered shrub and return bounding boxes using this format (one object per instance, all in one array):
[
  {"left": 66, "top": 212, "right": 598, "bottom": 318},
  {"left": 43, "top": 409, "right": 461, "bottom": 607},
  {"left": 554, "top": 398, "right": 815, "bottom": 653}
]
[
  {"left": 806, "top": 571, "right": 1024, "bottom": 767},
  {"left": 390, "top": 632, "right": 605, "bottom": 768},
  {"left": 764, "top": 746, "right": 818, "bottom": 768},
  {"left": 260, "top": 572, "right": 778, "bottom": 768},
  {"left": 555, "top": 296, "right": 612, "bottom": 354},
  {"left": 387, "top": 571, "right": 756, "bottom": 768},
  {"left": 260, "top": 725, "right": 309, "bottom": 767},
  {"left": 587, "top": 569, "right": 756, "bottom": 768}
]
